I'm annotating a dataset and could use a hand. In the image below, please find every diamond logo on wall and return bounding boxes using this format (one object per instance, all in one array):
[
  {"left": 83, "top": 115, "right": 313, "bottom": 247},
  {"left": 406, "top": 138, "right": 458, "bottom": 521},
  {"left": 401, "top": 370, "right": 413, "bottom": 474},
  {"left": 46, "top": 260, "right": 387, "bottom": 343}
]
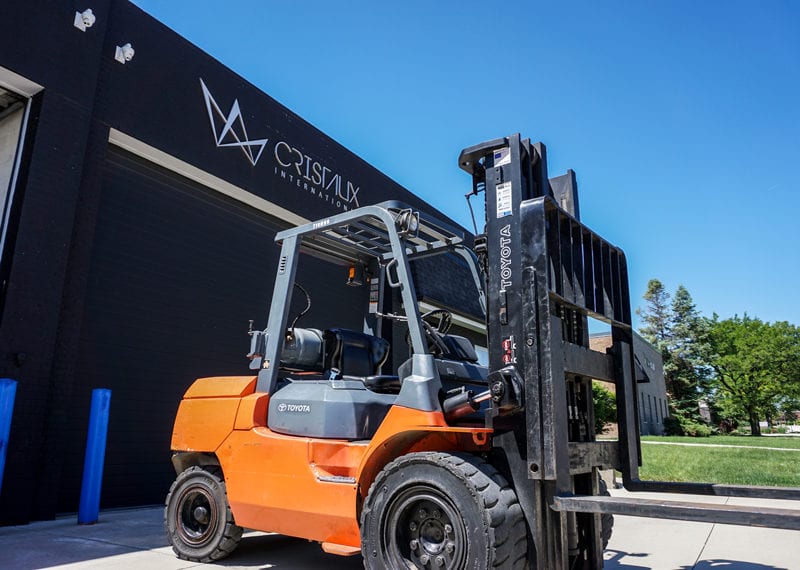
[{"left": 200, "top": 78, "right": 268, "bottom": 166}]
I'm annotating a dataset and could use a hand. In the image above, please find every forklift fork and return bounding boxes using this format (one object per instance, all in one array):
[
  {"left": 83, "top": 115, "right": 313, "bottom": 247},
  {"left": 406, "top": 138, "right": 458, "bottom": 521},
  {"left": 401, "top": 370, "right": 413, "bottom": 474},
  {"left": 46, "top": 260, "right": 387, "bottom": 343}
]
[{"left": 460, "top": 134, "right": 800, "bottom": 569}]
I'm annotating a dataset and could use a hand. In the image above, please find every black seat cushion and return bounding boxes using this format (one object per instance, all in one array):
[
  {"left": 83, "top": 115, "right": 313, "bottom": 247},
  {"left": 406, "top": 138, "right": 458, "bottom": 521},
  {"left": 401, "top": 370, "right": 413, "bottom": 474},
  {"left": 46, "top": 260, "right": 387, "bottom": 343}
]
[{"left": 324, "top": 329, "right": 390, "bottom": 377}]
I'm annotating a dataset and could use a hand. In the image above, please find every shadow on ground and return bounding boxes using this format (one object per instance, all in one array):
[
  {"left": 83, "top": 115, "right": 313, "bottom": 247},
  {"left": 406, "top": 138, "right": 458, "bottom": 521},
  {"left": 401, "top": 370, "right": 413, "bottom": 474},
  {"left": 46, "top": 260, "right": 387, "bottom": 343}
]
[
  {"left": 686, "top": 560, "right": 788, "bottom": 570},
  {"left": 604, "top": 549, "right": 788, "bottom": 570},
  {"left": 603, "top": 548, "right": 650, "bottom": 569},
  {"left": 212, "top": 533, "right": 363, "bottom": 569}
]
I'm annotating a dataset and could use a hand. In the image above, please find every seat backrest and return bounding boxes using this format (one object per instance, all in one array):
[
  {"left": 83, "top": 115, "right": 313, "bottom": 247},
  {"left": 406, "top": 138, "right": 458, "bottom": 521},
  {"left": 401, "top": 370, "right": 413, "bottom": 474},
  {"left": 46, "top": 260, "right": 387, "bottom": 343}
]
[
  {"left": 323, "top": 328, "right": 390, "bottom": 377},
  {"left": 439, "top": 334, "right": 479, "bottom": 363}
]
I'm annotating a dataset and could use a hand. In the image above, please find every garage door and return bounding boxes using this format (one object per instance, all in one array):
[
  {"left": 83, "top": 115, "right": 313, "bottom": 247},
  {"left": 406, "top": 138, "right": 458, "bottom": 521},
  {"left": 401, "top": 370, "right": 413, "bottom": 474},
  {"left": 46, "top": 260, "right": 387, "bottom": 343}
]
[{"left": 59, "top": 146, "right": 363, "bottom": 511}]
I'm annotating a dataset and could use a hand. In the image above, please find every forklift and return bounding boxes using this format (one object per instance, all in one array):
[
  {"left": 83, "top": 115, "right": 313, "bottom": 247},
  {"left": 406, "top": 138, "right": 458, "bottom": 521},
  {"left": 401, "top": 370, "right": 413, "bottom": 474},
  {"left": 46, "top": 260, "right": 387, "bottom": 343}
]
[{"left": 165, "top": 134, "right": 800, "bottom": 569}]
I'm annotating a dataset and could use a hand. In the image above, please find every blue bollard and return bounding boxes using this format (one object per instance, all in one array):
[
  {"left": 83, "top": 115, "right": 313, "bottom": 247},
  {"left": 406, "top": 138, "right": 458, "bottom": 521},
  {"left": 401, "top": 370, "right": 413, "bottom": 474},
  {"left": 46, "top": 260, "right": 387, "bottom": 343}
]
[
  {"left": 78, "top": 388, "right": 112, "bottom": 525},
  {"left": 0, "top": 378, "right": 17, "bottom": 496}
]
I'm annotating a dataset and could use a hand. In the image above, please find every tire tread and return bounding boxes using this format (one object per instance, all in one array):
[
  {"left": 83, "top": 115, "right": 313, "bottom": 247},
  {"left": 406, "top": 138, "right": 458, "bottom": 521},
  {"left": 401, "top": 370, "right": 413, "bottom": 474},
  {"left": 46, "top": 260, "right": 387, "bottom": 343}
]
[
  {"left": 361, "top": 451, "right": 527, "bottom": 569},
  {"left": 164, "top": 465, "right": 243, "bottom": 563}
]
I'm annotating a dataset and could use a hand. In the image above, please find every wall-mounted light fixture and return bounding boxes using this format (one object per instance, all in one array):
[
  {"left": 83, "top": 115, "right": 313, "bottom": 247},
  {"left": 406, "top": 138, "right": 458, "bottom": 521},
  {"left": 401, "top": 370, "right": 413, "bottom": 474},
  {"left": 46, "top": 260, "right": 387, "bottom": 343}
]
[
  {"left": 114, "top": 43, "right": 135, "bottom": 64},
  {"left": 74, "top": 9, "right": 96, "bottom": 32}
]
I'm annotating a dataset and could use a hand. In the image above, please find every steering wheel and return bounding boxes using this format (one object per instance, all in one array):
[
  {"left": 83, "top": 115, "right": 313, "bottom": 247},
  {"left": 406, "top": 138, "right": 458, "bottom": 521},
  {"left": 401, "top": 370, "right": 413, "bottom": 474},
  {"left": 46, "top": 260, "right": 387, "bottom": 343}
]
[
  {"left": 405, "top": 309, "right": 452, "bottom": 356},
  {"left": 419, "top": 309, "right": 453, "bottom": 334}
]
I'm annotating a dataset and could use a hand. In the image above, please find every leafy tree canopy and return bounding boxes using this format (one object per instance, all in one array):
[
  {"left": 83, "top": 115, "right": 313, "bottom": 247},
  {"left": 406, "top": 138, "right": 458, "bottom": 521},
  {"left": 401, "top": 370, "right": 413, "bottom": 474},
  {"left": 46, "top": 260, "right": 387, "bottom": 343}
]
[{"left": 707, "top": 315, "right": 800, "bottom": 435}]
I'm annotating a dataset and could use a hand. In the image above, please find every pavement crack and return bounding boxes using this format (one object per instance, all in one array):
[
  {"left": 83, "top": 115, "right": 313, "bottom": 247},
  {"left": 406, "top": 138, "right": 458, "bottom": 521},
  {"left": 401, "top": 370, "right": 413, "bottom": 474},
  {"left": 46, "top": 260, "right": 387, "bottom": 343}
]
[
  {"left": 49, "top": 533, "right": 169, "bottom": 555},
  {"left": 692, "top": 497, "right": 726, "bottom": 569}
]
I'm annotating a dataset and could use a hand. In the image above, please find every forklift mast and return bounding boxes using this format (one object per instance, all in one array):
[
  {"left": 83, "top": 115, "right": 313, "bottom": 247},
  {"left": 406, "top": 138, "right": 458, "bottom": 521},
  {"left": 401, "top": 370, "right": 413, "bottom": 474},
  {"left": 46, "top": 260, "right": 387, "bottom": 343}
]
[
  {"left": 459, "top": 134, "right": 800, "bottom": 569},
  {"left": 460, "top": 134, "right": 636, "bottom": 568}
]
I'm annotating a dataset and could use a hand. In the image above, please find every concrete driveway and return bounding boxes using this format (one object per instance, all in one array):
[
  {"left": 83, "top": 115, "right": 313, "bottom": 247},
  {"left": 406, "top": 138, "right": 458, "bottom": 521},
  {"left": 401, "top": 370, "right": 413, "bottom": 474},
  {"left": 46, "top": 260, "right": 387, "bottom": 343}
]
[{"left": 0, "top": 490, "right": 798, "bottom": 569}]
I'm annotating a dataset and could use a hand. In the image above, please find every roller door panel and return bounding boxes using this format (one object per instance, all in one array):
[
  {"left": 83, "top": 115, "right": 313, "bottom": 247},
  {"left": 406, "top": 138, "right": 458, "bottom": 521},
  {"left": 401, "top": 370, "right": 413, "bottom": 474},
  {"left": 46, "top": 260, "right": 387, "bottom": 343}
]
[{"left": 59, "top": 147, "right": 363, "bottom": 511}]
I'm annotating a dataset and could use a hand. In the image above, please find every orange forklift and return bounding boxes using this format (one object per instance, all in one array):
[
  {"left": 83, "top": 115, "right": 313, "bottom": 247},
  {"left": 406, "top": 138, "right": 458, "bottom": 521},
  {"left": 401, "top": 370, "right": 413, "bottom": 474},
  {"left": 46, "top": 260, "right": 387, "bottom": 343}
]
[{"left": 165, "top": 134, "right": 800, "bottom": 569}]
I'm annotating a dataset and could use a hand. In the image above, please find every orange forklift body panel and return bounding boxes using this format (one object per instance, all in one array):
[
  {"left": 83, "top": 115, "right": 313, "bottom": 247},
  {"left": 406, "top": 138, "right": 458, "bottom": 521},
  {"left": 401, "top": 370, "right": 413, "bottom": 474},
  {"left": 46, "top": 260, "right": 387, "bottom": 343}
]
[
  {"left": 171, "top": 376, "right": 491, "bottom": 549},
  {"left": 170, "top": 376, "right": 257, "bottom": 452}
]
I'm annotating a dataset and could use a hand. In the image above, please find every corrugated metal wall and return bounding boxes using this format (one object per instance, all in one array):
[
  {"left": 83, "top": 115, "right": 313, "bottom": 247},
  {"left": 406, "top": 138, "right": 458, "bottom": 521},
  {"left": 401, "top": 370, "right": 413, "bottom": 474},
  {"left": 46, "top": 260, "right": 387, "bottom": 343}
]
[{"left": 61, "top": 147, "right": 364, "bottom": 510}]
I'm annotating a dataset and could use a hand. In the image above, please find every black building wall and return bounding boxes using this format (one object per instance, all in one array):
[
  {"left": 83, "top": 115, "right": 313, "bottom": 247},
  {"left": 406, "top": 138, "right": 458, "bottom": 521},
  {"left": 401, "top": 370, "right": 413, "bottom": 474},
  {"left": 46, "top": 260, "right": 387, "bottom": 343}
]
[
  {"left": 0, "top": 0, "right": 468, "bottom": 524},
  {"left": 0, "top": 0, "right": 114, "bottom": 525}
]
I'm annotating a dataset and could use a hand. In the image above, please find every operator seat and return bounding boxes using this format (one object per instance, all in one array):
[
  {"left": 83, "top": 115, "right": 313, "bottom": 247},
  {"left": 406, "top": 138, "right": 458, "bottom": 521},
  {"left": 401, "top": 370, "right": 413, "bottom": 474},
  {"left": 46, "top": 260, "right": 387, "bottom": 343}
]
[
  {"left": 323, "top": 328, "right": 389, "bottom": 376},
  {"left": 323, "top": 329, "right": 401, "bottom": 393}
]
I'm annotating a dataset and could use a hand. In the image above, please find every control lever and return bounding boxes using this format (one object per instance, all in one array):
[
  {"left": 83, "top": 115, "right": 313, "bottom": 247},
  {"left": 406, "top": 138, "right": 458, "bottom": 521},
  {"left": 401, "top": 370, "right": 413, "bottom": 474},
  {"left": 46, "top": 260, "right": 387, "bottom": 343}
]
[
  {"left": 246, "top": 320, "right": 268, "bottom": 370},
  {"left": 443, "top": 388, "right": 492, "bottom": 422}
]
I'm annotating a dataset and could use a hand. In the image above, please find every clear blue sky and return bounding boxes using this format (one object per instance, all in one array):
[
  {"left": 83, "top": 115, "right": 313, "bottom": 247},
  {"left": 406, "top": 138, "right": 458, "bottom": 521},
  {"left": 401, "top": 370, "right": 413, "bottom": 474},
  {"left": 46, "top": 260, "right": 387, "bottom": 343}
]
[{"left": 131, "top": 0, "right": 799, "bottom": 327}]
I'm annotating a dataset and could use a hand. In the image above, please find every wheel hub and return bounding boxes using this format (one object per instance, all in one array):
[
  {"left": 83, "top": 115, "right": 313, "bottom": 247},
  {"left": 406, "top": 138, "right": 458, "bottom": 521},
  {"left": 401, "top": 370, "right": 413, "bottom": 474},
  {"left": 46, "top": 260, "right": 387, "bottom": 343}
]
[
  {"left": 385, "top": 490, "right": 465, "bottom": 569},
  {"left": 419, "top": 517, "right": 446, "bottom": 554},
  {"left": 176, "top": 486, "right": 217, "bottom": 546},
  {"left": 193, "top": 505, "right": 209, "bottom": 525}
]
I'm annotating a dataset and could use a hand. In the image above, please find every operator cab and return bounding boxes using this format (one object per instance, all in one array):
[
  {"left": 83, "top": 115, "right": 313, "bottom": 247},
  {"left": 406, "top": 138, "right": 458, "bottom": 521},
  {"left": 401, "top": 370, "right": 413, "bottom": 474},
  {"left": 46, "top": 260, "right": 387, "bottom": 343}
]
[
  {"left": 247, "top": 202, "right": 489, "bottom": 440},
  {"left": 402, "top": 309, "right": 489, "bottom": 421}
]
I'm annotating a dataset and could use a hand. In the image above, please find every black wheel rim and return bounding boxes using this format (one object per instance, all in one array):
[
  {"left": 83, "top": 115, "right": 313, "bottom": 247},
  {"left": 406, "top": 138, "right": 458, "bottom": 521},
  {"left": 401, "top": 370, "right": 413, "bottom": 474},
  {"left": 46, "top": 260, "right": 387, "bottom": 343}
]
[
  {"left": 382, "top": 485, "right": 467, "bottom": 569},
  {"left": 176, "top": 484, "right": 218, "bottom": 546}
]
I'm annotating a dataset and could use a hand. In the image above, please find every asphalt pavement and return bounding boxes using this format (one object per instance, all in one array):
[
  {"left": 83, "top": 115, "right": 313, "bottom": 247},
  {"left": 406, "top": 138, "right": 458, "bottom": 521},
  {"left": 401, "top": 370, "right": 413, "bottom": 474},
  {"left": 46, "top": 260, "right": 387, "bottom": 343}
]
[{"left": 0, "top": 489, "right": 798, "bottom": 569}]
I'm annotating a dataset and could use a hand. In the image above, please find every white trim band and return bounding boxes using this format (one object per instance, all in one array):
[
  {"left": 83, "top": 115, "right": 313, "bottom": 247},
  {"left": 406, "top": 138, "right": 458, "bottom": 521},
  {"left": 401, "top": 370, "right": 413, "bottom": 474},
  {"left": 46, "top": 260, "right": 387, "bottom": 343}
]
[
  {"left": 0, "top": 66, "right": 43, "bottom": 98},
  {"left": 108, "top": 128, "right": 309, "bottom": 227}
]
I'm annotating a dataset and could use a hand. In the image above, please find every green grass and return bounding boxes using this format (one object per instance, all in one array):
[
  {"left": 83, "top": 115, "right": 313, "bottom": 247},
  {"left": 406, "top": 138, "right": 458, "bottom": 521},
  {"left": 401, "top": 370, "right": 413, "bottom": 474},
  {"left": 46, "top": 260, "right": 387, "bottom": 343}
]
[
  {"left": 639, "top": 438, "right": 800, "bottom": 487},
  {"left": 641, "top": 435, "right": 800, "bottom": 450}
]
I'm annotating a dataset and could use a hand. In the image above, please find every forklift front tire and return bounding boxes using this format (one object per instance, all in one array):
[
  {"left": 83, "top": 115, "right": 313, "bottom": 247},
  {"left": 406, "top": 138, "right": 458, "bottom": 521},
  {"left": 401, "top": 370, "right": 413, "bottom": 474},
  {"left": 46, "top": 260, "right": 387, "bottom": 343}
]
[
  {"left": 164, "top": 465, "right": 243, "bottom": 562},
  {"left": 361, "top": 452, "right": 527, "bottom": 569},
  {"left": 599, "top": 478, "right": 614, "bottom": 549}
]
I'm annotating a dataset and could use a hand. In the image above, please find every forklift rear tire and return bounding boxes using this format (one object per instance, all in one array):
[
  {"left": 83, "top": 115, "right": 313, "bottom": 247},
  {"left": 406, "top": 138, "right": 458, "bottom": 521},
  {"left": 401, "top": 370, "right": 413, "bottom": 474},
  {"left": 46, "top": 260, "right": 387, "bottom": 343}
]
[
  {"left": 361, "top": 452, "right": 527, "bottom": 569},
  {"left": 164, "top": 465, "right": 243, "bottom": 562}
]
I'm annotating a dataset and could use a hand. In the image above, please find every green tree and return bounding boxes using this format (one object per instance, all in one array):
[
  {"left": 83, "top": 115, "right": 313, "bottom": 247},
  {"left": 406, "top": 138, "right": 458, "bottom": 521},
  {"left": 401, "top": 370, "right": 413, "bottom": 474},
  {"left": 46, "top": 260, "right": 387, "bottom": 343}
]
[
  {"left": 637, "top": 280, "right": 708, "bottom": 425},
  {"left": 592, "top": 382, "right": 617, "bottom": 434},
  {"left": 706, "top": 316, "right": 800, "bottom": 436},
  {"left": 777, "top": 396, "right": 800, "bottom": 425},
  {"left": 667, "top": 286, "right": 710, "bottom": 419},
  {"left": 637, "top": 279, "right": 670, "bottom": 345}
]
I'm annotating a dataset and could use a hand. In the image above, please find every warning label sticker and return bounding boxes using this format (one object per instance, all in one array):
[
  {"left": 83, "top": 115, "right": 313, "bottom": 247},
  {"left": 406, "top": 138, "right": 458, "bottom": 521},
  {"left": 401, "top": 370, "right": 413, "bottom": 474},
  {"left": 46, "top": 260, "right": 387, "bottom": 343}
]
[
  {"left": 501, "top": 336, "right": 517, "bottom": 365},
  {"left": 493, "top": 147, "right": 511, "bottom": 167},
  {"left": 496, "top": 181, "right": 513, "bottom": 218},
  {"left": 368, "top": 277, "right": 380, "bottom": 313}
]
